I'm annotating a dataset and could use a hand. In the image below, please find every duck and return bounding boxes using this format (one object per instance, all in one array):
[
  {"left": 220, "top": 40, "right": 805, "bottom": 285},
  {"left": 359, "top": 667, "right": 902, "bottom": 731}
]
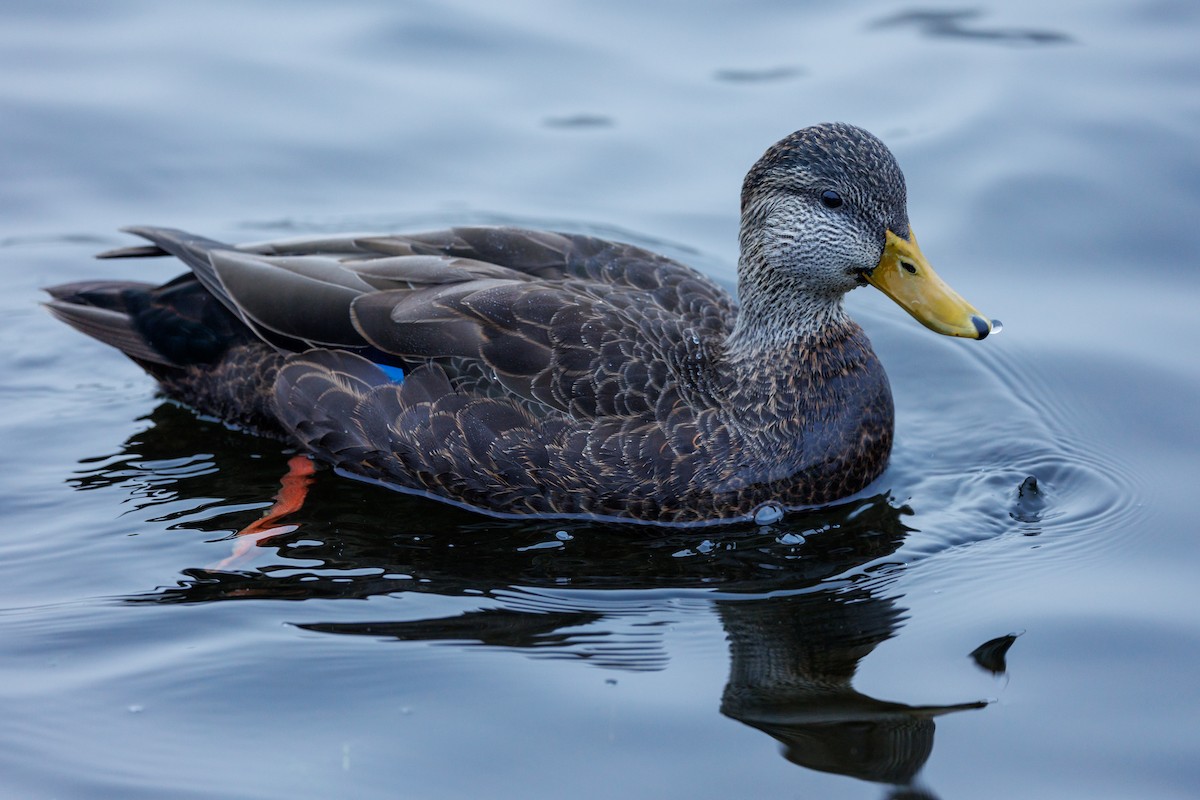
[{"left": 45, "top": 122, "right": 993, "bottom": 526}]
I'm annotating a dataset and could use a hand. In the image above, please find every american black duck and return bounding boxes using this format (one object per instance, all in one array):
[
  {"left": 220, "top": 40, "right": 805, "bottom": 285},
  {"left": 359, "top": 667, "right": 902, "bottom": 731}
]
[{"left": 45, "top": 123, "right": 993, "bottom": 525}]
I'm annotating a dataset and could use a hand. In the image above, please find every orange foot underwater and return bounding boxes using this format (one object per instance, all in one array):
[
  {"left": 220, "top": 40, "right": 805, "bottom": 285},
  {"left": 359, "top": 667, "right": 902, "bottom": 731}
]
[{"left": 210, "top": 455, "right": 316, "bottom": 571}]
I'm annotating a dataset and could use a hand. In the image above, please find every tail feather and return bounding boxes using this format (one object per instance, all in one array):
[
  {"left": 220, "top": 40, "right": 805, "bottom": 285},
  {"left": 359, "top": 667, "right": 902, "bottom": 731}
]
[
  {"left": 43, "top": 268, "right": 256, "bottom": 370},
  {"left": 43, "top": 280, "right": 179, "bottom": 366},
  {"left": 43, "top": 279, "right": 151, "bottom": 305},
  {"left": 45, "top": 298, "right": 177, "bottom": 367}
]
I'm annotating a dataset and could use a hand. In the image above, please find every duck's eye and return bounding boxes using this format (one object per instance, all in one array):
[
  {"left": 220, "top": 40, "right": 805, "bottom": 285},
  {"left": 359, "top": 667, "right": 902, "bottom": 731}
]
[{"left": 819, "top": 189, "right": 843, "bottom": 209}]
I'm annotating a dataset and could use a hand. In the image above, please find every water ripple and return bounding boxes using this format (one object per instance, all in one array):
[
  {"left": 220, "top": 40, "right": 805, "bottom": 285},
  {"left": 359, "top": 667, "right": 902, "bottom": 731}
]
[
  {"left": 870, "top": 9, "right": 1073, "bottom": 46},
  {"left": 868, "top": 310, "right": 1149, "bottom": 568}
]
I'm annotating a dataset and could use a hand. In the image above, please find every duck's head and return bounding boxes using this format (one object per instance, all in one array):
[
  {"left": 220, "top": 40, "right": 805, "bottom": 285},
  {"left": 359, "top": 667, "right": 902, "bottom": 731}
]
[{"left": 737, "top": 122, "right": 993, "bottom": 340}]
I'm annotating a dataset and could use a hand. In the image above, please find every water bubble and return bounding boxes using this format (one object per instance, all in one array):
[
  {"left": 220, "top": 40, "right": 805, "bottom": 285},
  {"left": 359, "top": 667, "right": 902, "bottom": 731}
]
[
  {"left": 555, "top": 530, "right": 573, "bottom": 541},
  {"left": 752, "top": 502, "right": 784, "bottom": 525},
  {"left": 991, "top": 318, "right": 1004, "bottom": 334}
]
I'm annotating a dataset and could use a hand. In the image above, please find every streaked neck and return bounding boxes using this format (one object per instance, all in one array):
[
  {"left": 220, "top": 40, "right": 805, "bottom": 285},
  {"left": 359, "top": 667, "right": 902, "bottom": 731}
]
[{"left": 724, "top": 253, "right": 851, "bottom": 359}]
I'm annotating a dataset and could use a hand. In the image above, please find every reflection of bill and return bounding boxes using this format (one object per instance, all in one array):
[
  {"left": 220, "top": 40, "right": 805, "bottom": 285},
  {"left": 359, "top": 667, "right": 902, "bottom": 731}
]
[{"left": 719, "top": 590, "right": 986, "bottom": 792}]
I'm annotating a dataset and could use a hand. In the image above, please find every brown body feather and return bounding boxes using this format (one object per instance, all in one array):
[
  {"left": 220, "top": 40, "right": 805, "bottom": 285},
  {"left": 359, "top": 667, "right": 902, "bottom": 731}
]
[{"left": 47, "top": 225, "right": 892, "bottom": 524}]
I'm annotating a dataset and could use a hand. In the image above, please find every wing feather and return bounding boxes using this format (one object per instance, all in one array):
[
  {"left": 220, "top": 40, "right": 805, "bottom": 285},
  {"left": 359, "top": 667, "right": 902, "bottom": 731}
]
[{"left": 208, "top": 251, "right": 368, "bottom": 347}]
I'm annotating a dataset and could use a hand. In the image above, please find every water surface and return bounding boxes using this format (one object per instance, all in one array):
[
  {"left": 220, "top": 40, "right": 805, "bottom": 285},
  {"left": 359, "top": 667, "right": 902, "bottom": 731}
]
[{"left": 2, "top": 2, "right": 1198, "bottom": 798}]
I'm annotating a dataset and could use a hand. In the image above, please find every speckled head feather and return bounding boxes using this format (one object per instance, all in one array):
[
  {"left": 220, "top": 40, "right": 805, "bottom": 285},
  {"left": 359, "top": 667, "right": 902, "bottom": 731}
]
[
  {"left": 741, "top": 122, "right": 910, "bottom": 240},
  {"left": 726, "top": 123, "right": 917, "bottom": 349}
]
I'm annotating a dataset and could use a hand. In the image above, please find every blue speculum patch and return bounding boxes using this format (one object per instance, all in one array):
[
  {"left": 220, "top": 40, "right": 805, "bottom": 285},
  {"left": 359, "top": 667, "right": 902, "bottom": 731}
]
[{"left": 375, "top": 363, "right": 405, "bottom": 383}]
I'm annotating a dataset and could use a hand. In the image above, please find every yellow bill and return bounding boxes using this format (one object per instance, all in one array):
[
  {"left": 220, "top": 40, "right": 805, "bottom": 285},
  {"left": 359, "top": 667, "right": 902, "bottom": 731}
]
[{"left": 866, "top": 229, "right": 993, "bottom": 339}]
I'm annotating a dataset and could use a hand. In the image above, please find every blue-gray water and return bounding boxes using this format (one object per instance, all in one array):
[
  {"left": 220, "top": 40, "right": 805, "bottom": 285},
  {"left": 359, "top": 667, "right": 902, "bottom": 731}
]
[{"left": 2, "top": 2, "right": 1198, "bottom": 798}]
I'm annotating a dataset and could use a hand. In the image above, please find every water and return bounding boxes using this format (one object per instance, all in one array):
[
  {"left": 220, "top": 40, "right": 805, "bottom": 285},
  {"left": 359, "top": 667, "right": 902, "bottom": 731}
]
[{"left": 2, "top": 2, "right": 1199, "bottom": 798}]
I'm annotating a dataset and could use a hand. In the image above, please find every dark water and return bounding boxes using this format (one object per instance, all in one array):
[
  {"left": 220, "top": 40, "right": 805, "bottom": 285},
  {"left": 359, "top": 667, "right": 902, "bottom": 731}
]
[{"left": 2, "top": 2, "right": 1198, "bottom": 798}]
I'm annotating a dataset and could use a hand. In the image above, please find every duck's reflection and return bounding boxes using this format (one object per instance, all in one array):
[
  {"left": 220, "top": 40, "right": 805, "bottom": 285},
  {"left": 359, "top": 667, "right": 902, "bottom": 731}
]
[
  {"left": 76, "top": 401, "right": 986, "bottom": 796},
  {"left": 719, "top": 590, "right": 985, "bottom": 789}
]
